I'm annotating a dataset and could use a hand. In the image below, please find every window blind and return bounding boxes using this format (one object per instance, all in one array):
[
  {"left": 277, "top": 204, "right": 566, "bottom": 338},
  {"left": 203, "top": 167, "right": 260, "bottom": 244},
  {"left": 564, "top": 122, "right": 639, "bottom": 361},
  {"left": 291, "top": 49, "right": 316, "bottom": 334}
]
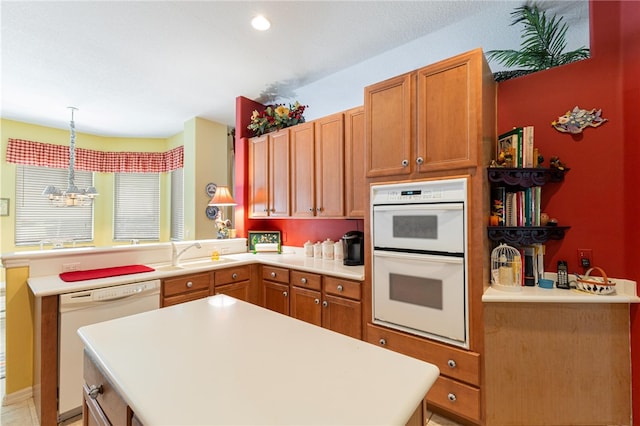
[
  {"left": 15, "top": 165, "right": 94, "bottom": 245},
  {"left": 170, "top": 168, "right": 184, "bottom": 241},
  {"left": 113, "top": 173, "right": 160, "bottom": 241}
]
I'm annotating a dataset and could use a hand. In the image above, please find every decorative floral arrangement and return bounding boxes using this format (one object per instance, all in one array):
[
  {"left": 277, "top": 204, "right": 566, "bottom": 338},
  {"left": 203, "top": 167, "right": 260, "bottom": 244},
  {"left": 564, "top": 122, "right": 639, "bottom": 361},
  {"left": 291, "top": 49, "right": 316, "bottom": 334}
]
[{"left": 247, "top": 101, "right": 307, "bottom": 136}]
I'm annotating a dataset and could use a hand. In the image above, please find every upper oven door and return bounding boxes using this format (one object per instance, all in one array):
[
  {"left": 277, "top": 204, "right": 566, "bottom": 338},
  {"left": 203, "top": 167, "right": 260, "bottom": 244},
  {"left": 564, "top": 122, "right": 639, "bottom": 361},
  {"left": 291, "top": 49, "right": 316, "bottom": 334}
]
[{"left": 373, "top": 203, "right": 464, "bottom": 254}]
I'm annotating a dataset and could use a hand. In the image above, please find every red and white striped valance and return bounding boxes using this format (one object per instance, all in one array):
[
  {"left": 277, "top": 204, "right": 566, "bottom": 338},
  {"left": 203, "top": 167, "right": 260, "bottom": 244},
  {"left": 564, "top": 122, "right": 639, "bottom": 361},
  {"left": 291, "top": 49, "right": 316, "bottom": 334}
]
[{"left": 6, "top": 138, "right": 183, "bottom": 173}]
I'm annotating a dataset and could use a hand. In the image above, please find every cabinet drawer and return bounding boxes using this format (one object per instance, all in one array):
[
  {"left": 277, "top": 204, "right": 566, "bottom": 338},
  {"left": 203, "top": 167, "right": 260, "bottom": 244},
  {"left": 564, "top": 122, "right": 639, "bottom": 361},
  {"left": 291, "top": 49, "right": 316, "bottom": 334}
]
[
  {"left": 215, "top": 265, "right": 251, "bottom": 286},
  {"left": 83, "top": 351, "right": 129, "bottom": 425},
  {"left": 163, "top": 289, "right": 210, "bottom": 307},
  {"left": 366, "top": 323, "right": 480, "bottom": 386},
  {"left": 324, "top": 276, "right": 361, "bottom": 300},
  {"left": 427, "top": 375, "right": 481, "bottom": 423},
  {"left": 262, "top": 265, "right": 289, "bottom": 283},
  {"left": 290, "top": 270, "right": 321, "bottom": 291},
  {"left": 163, "top": 272, "right": 211, "bottom": 297}
]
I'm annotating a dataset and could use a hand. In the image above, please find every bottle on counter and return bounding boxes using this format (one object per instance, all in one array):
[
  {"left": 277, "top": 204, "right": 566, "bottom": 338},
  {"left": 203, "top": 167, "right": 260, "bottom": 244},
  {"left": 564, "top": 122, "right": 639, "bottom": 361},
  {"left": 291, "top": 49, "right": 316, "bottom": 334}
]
[
  {"left": 304, "top": 240, "right": 314, "bottom": 257},
  {"left": 313, "top": 241, "right": 323, "bottom": 259},
  {"left": 334, "top": 240, "right": 344, "bottom": 262},
  {"left": 322, "top": 238, "right": 334, "bottom": 260}
]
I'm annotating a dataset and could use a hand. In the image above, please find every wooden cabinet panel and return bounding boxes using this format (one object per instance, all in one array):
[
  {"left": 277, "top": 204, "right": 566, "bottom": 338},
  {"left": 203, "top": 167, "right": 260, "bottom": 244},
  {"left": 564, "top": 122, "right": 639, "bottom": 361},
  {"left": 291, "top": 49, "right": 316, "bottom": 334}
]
[
  {"left": 162, "top": 289, "right": 211, "bottom": 308},
  {"left": 248, "top": 130, "right": 290, "bottom": 218},
  {"left": 427, "top": 375, "right": 481, "bottom": 423},
  {"left": 324, "top": 276, "right": 361, "bottom": 300},
  {"left": 314, "top": 112, "right": 345, "bottom": 217},
  {"left": 83, "top": 351, "right": 131, "bottom": 425},
  {"left": 263, "top": 281, "right": 289, "bottom": 315},
  {"left": 262, "top": 265, "right": 289, "bottom": 284},
  {"left": 366, "top": 323, "right": 480, "bottom": 387},
  {"left": 290, "top": 122, "right": 316, "bottom": 217},
  {"left": 322, "top": 293, "right": 362, "bottom": 340},
  {"left": 214, "top": 265, "right": 251, "bottom": 285},
  {"left": 215, "top": 281, "right": 251, "bottom": 302},
  {"left": 248, "top": 135, "right": 268, "bottom": 217},
  {"left": 290, "top": 270, "right": 321, "bottom": 291},
  {"left": 290, "top": 286, "right": 322, "bottom": 327},
  {"left": 365, "top": 72, "right": 413, "bottom": 178},
  {"left": 344, "top": 106, "right": 366, "bottom": 218},
  {"left": 162, "top": 272, "right": 212, "bottom": 307}
]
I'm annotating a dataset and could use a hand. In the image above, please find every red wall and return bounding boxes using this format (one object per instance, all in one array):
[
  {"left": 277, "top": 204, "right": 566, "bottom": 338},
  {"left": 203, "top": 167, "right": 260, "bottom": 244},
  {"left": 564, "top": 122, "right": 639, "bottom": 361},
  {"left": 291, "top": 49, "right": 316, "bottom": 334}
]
[{"left": 498, "top": 0, "right": 640, "bottom": 418}]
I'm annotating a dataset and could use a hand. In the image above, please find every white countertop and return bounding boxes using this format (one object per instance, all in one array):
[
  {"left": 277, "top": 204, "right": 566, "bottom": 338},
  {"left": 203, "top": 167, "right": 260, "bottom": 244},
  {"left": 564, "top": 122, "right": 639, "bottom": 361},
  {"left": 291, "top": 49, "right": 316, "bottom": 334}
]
[
  {"left": 78, "top": 295, "right": 439, "bottom": 425},
  {"left": 27, "top": 251, "right": 365, "bottom": 297}
]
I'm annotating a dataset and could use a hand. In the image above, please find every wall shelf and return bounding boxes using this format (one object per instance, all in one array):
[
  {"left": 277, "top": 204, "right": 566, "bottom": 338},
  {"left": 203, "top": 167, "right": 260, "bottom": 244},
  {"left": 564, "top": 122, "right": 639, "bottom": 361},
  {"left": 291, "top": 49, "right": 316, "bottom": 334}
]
[
  {"left": 487, "top": 226, "right": 570, "bottom": 245},
  {"left": 487, "top": 167, "right": 568, "bottom": 188}
]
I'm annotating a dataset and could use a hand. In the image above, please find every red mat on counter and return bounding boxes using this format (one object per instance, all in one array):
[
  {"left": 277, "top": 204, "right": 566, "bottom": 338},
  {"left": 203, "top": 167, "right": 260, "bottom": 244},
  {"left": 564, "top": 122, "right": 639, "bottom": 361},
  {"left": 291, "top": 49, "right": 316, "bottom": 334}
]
[{"left": 59, "top": 264, "right": 155, "bottom": 282}]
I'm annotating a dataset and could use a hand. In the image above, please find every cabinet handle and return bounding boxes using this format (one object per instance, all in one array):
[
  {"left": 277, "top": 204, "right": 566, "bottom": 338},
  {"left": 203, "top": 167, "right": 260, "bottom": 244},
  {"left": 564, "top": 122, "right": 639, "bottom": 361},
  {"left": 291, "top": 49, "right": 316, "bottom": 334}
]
[
  {"left": 447, "top": 393, "right": 457, "bottom": 402},
  {"left": 337, "top": 284, "right": 343, "bottom": 292},
  {"left": 283, "top": 291, "right": 288, "bottom": 297},
  {"left": 447, "top": 359, "right": 457, "bottom": 369},
  {"left": 263, "top": 208, "right": 268, "bottom": 212},
  {"left": 88, "top": 384, "right": 103, "bottom": 400},
  {"left": 322, "top": 300, "right": 328, "bottom": 307},
  {"left": 316, "top": 207, "right": 322, "bottom": 212},
  {"left": 379, "top": 338, "right": 386, "bottom": 346},
  {"left": 416, "top": 156, "right": 424, "bottom": 165},
  {"left": 271, "top": 272, "right": 276, "bottom": 278},
  {"left": 309, "top": 208, "right": 314, "bottom": 212},
  {"left": 232, "top": 273, "right": 238, "bottom": 280},
  {"left": 186, "top": 281, "right": 193, "bottom": 288},
  {"left": 401, "top": 159, "right": 409, "bottom": 167},
  {"left": 301, "top": 278, "right": 307, "bottom": 284},
  {"left": 314, "top": 298, "right": 320, "bottom": 304}
]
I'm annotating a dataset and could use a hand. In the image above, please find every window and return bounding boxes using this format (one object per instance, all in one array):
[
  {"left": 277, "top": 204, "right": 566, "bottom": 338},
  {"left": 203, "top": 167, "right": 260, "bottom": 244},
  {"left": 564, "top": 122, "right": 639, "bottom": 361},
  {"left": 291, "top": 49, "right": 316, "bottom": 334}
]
[
  {"left": 15, "top": 165, "right": 94, "bottom": 245},
  {"left": 113, "top": 173, "right": 160, "bottom": 241},
  {"left": 170, "top": 168, "right": 184, "bottom": 241}
]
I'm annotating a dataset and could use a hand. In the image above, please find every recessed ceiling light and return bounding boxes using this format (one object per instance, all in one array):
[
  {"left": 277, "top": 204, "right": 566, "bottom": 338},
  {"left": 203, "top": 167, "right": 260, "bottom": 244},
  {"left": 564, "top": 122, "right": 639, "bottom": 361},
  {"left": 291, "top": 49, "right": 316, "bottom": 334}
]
[{"left": 251, "top": 15, "right": 271, "bottom": 31}]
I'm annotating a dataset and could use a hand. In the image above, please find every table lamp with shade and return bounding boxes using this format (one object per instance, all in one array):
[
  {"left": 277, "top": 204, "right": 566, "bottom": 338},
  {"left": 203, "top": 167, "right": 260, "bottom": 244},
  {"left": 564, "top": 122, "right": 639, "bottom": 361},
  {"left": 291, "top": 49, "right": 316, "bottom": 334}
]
[{"left": 208, "top": 186, "right": 237, "bottom": 239}]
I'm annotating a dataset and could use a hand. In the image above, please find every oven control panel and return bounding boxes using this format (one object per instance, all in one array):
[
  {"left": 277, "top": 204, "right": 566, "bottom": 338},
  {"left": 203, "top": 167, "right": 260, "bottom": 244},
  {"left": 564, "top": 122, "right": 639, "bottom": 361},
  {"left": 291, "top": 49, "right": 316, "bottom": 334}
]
[{"left": 371, "top": 178, "right": 467, "bottom": 205}]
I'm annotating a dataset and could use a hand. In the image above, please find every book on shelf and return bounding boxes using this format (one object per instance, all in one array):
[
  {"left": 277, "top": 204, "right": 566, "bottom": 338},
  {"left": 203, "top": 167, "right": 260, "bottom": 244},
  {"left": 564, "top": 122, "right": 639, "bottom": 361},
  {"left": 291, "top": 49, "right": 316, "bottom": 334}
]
[
  {"left": 500, "top": 187, "right": 541, "bottom": 227},
  {"left": 490, "top": 186, "right": 506, "bottom": 226},
  {"left": 497, "top": 126, "right": 534, "bottom": 168},
  {"left": 523, "top": 126, "right": 535, "bottom": 168},
  {"left": 522, "top": 244, "right": 545, "bottom": 287}
]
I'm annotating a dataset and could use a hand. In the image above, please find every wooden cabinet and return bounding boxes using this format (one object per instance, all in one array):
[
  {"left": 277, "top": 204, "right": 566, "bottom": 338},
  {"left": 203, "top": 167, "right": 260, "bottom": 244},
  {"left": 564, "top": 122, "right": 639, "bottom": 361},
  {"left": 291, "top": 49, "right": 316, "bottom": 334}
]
[
  {"left": 344, "top": 106, "right": 366, "bottom": 218},
  {"left": 366, "top": 323, "right": 480, "bottom": 423},
  {"left": 161, "top": 272, "right": 212, "bottom": 307},
  {"left": 248, "top": 129, "right": 290, "bottom": 217},
  {"left": 83, "top": 350, "right": 134, "bottom": 426},
  {"left": 291, "top": 113, "right": 345, "bottom": 217},
  {"left": 214, "top": 265, "right": 256, "bottom": 304},
  {"left": 290, "top": 270, "right": 322, "bottom": 326},
  {"left": 262, "top": 265, "right": 290, "bottom": 315},
  {"left": 365, "top": 48, "right": 489, "bottom": 178}
]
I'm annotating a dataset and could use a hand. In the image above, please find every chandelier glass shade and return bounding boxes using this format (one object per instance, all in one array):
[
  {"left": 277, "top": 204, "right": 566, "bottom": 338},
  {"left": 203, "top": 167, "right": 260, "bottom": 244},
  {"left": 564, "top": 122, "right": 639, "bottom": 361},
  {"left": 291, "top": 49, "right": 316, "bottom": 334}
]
[{"left": 42, "top": 107, "right": 98, "bottom": 207}]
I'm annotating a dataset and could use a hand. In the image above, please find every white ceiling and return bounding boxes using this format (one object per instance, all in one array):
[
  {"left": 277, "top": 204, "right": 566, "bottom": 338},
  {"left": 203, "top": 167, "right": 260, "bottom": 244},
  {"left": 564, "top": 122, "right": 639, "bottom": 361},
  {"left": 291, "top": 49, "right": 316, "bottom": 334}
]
[{"left": 1, "top": 1, "right": 589, "bottom": 138}]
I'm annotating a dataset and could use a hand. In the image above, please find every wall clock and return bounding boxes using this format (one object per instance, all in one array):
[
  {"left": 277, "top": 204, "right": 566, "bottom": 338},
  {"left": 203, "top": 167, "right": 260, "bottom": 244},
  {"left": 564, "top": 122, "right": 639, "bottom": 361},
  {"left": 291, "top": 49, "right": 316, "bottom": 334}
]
[
  {"left": 206, "top": 205, "right": 219, "bottom": 220},
  {"left": 205, "top": 182, "right": 217, "bottom": 197}
]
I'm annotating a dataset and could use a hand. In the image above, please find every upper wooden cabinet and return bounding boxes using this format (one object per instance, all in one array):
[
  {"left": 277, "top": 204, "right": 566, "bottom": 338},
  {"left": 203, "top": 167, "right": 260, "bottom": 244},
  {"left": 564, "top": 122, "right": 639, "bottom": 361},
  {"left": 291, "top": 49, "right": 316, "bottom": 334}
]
[
  {"left": 291, "top": 113, "right": 345, "bottom": 217},
  {"left": 248, "top": 129, "right": 290, "bottom": 218},
  {"left": 344, "top": 106, "right": 366, "bottom": 218},
  {"left": 365, "top": 48, "right": 492, "bottom": 178}
]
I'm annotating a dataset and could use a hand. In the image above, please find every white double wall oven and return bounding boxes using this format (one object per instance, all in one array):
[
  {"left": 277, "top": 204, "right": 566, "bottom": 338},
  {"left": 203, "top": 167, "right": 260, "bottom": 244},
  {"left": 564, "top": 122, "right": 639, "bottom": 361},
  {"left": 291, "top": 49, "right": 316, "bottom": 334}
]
[{"left": 371, "top": 177, "right": 469, "bottom": 348}]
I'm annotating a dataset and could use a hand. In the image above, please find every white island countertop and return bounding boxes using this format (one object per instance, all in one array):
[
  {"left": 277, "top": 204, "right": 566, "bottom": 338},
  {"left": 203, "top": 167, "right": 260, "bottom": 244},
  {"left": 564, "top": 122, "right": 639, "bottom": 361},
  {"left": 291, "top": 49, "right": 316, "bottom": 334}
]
[{"left": 78, "top": 295, "right": 438, "bottom": 425}]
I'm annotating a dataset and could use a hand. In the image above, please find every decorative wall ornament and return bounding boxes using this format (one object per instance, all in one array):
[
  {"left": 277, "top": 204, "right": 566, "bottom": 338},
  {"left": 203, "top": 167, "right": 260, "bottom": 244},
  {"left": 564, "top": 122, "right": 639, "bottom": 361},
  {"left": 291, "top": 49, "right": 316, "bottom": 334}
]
[{"left": 552, "top": 106, "right": 608, "bottom": 134}]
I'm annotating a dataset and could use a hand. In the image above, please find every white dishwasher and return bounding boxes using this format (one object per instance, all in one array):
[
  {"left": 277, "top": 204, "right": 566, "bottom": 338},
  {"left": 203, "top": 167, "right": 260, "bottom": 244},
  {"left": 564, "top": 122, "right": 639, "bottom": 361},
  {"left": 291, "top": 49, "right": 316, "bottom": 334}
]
[{"left": 58, "top": 279, "right": 160, "bottom": 422}]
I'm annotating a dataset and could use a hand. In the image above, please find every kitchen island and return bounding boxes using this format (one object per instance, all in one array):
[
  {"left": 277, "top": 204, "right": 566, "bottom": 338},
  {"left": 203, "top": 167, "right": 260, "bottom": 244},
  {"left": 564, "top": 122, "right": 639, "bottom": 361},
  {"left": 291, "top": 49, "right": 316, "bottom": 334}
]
[{"left": 78, "top": 294, "right": 439, "bottom": 425}]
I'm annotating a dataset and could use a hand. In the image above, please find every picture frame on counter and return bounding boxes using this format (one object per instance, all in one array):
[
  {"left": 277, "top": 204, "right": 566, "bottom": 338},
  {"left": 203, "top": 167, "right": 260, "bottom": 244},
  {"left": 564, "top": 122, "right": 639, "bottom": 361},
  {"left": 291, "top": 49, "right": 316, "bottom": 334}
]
[{"left": 248, "top": 231, "right": 281, "bottom": 253}]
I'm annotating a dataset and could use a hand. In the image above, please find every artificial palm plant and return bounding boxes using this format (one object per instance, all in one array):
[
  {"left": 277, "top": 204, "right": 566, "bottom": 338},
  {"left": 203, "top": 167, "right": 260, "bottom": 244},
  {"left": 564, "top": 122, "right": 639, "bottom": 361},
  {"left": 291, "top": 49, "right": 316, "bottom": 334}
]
[{"left": 487, "top": 4, "right": 590, "bottom": 82}]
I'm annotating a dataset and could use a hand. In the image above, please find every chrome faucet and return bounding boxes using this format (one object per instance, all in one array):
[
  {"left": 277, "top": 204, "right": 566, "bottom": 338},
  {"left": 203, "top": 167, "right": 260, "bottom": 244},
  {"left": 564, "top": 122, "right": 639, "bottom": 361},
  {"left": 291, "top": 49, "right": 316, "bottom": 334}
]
[{"left": 171, "top": 242, "right": 202, "bottom": 266}]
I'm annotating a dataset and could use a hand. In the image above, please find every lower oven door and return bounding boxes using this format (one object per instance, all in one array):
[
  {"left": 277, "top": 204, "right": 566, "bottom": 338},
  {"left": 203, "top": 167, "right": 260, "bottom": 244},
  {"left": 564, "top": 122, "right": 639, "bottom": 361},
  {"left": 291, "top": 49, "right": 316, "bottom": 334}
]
[{"left": 373, "top": 250, "right": 467, "bottom": 347}]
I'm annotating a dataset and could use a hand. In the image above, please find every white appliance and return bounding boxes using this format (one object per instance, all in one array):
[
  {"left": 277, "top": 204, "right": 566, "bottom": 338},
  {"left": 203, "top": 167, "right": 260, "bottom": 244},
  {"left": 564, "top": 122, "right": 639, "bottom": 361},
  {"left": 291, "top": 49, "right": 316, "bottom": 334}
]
[
  {"left": 58, "top": 280, "right": 160, "bottom": 422},
  {"left": 371, "top": 178, "right": 469, "bottom": 348}
]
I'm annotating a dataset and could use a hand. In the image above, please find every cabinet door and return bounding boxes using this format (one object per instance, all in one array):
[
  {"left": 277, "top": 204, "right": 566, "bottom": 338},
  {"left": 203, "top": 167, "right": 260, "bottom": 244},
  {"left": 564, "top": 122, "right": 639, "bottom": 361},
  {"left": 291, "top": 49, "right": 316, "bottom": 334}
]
[
  {"left": 290, "top": 286, "right": 322, "bottom": 327},
  {"left": 322, "top": 294, "right": 362, "bottom": 340},
  {"left": 269, "top": 129, "right": 290, "bottom": 217},
  {"left": 215, "top": 281, "right": 251, "bottom": 302},
  {"left": 365, "top": 72, "right": 414, "bottom": 178},
  {"left": 344, "top": 106, "right": 366, "bottom": 218},
  {"left": 248, "top": 135, "right": 269, "bottom": 217},
  {"left": 263, "top": 281, "right": 290, "bottom": 315},
  {"left": 290, "top": 122, "right": 316, "bottom": 217},
  {"left": 314, "top": 112, "right": 344, "bottom": 217},
  {"left": 416, "top": 50, "right": 480, "bottom": 172}
]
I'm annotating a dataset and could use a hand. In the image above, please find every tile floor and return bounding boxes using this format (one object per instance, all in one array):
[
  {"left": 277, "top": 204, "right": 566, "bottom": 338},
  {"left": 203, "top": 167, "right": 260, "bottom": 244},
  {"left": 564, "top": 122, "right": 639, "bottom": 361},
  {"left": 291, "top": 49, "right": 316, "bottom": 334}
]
[{"left": 0, "top": 289, "right": 462, "bottom": 426}]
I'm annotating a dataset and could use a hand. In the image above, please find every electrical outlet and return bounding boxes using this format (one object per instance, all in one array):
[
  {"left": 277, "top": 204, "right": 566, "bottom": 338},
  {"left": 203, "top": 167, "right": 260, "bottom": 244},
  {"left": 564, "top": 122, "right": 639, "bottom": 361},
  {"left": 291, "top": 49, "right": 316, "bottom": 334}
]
[
  {"left": 577, "top": 249, "right": 593, "bottom": 270},
  {"left": 62, "top": 262, "right": 80, "bottom": 272}
]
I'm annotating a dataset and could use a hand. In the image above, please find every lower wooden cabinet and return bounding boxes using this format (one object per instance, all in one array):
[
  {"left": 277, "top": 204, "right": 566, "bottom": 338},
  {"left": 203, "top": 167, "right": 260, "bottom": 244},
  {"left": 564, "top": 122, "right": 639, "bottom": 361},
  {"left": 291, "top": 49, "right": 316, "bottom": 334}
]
[
  {"left": 262, "top": 265, "right": 290, "bottom": 315},
  {"left": 366, "top": 323, "right": 481, "bottom": 423},
  {"left": 161, "top": 272, "right": 212, "bottom": 307},
  {"left": 214, "top": 265, "right": 256, "bottom": 304}
]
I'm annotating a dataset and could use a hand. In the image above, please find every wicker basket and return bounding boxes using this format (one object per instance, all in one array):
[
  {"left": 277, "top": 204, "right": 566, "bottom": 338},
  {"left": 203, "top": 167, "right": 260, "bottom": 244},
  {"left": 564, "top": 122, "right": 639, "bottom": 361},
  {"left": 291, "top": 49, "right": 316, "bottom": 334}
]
[{"left": 576, "top": 266, "right": 615, "bottom": 295}]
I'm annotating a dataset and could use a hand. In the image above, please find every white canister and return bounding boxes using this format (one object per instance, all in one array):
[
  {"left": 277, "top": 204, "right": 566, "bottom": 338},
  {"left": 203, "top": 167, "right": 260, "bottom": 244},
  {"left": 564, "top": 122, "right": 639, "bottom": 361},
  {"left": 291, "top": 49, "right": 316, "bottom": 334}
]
[
  {"left": 333, "top": 241, "right": 344, "bottom": 262},
  {"left": 304, "top": 240, "right": 314, "bottom": 257},
  {"left": 322, "top": 238, "right": 334, "bottom": 260},
  {"left": 313, "top": 241, "right": 323, "bottom": 259}
]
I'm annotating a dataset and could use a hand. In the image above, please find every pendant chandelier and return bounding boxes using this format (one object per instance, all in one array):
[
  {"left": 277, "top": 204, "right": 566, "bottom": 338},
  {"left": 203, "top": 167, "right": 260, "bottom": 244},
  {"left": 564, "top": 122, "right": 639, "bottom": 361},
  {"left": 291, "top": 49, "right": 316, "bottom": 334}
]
[{"left": 42, "top": 107, "right": 99, "bottom": 206}]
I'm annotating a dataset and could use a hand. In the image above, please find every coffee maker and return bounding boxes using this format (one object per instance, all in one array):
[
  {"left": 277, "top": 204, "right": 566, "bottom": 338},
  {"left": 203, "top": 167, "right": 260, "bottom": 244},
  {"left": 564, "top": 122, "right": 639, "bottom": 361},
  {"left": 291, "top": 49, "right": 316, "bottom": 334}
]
[{"left": 342, "top": 231, "right": 364, "bottom": 266}]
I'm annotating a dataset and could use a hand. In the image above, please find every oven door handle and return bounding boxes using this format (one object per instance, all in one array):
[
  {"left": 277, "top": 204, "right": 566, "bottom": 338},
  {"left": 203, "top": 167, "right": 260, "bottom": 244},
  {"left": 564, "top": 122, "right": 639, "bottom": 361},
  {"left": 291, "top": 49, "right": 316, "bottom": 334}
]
[
  {"left": 373, "top": 250, "right": 463, "bottom": 264},
  {"left": 373, "top": 203, "right": 463, "bottom": 212}
]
